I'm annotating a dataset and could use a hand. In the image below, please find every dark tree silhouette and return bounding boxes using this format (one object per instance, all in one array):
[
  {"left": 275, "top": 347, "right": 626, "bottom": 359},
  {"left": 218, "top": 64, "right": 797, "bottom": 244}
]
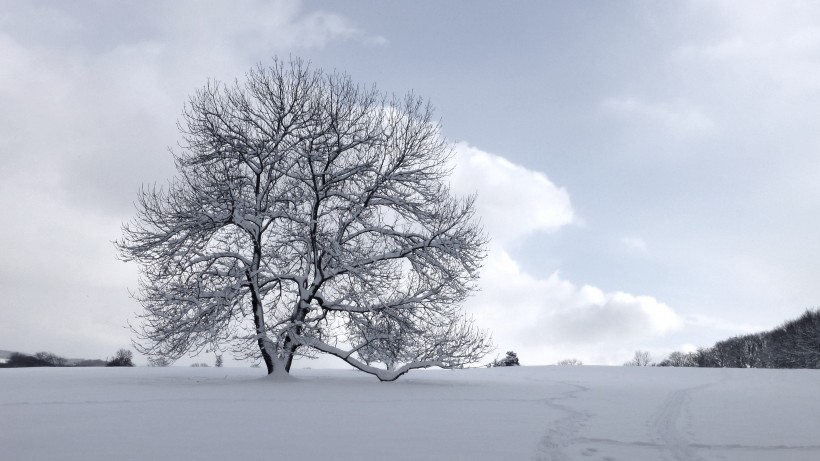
[
  {"left": 107, "top": 349, "right": 135, "bottom": 367},
  {"left": 669, "top": 308, "right": 820, "bottom": 369},
  {"left": 490, "top": 351, "right": 520, "bottom": 367}
]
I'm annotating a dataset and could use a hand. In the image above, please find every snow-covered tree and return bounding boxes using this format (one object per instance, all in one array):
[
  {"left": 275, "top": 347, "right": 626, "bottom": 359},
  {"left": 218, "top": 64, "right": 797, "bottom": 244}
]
[
  {"left": 489, "top": 351, "right": 520, "bottom": 367},
  {"left": 657, "top": 351, "right": 697, "bottom": 367},
  {"left": 118, "top": 58, "right": 491, "bottom": 381},
  {"left": 624, "top": 350, "right": 652, "bottom": 367}
]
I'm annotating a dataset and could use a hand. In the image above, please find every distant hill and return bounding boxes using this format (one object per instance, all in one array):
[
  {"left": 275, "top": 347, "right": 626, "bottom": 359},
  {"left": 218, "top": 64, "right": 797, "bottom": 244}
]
[
  {"left": 0, "top": 350, "right": 17, "bottom": 359},
  {"left": 0, "top": 350, "right": 19, "bottom": 364},
  {"left": 0, "top": 350, "right": 107, "bottom": 367},
  {"left": 71, "top": 359, "right": 107, "bottom": 367}
]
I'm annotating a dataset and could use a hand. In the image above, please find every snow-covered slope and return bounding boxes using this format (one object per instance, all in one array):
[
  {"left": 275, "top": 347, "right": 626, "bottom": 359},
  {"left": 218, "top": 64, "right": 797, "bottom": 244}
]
[{"left": 2, "top": 366, "right": 818, "bottom": 460}]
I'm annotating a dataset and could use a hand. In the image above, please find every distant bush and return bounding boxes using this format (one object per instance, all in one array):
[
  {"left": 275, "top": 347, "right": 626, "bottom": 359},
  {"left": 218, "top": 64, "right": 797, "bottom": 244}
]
[
  {"left": 190, "top": 363, "right": 209, "bottom": 367},
  {"left": 488, "top": 351, "right": 520, "bottom": 367},
  {"left": 556, "top": 358, "right": 583, "bottom": 366},
  {"left": 215, "top": 355, "right": 223, "bottom": 367},
  {"left": 106, "top": 349, "right": 134, "bottom": 367}
]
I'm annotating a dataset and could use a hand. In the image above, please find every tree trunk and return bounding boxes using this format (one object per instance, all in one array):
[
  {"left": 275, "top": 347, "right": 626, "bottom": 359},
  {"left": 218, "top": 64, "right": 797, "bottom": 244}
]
[
  {"left": 248, "top": 266, "right": 275, "bottom": 374},
  {"left": 248, "top": 237, "right": 277, "bottom": 375},
  {"left": 257, "top": 335, "right": 274, "bottom": 375},
  {"left": 282, "top": 317, "right": 305, "bottom": 372}
]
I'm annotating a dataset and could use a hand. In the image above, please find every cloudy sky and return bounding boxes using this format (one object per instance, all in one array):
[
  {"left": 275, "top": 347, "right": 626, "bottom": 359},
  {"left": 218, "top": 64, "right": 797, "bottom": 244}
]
[{"left": 2, "top": 1, "right": 820, "bottom": 366}]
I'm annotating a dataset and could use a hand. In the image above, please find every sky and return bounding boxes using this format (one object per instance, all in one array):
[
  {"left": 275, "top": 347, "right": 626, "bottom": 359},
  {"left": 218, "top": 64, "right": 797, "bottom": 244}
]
[{"left": 2, "top": 0, "right": 820, "bottom": 366}]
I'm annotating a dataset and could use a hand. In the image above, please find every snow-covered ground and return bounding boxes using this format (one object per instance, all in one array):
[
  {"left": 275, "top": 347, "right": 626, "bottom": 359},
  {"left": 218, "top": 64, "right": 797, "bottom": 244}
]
[{"left": 2, "top": 366, "right": 819, "bottom": 460}]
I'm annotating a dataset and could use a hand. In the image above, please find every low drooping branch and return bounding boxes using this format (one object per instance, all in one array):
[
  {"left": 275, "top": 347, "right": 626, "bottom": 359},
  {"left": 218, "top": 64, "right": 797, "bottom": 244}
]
[{"left": 296, "top": 336, "right": 445, "bottom": 382}]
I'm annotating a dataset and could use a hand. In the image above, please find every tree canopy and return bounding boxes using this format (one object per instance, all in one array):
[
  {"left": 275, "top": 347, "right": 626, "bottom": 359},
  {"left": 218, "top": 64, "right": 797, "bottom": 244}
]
[{"left": 118, "top": 58, "right": 491, "bottom": 381}]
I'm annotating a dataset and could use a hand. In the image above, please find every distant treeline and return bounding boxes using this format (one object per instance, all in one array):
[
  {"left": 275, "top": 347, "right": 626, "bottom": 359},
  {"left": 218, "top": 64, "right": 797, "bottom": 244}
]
[
  {"left": 0, "top": 350, "right": 132, "bottom": 368},
  {"left": 660, "top": 308, "right": 820, "bottom": 368}
]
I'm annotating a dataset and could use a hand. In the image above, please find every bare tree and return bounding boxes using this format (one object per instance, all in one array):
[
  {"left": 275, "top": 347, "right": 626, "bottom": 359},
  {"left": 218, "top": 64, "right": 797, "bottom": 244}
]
[
  {"left": 624, "top": 350, "right": 652, "bottom": 366},
  {"left": 657, "top": 351, "right": 697, "bottom": 367},
  {"left": 118, "top": 58, "right": 491, "bottom": 381}
]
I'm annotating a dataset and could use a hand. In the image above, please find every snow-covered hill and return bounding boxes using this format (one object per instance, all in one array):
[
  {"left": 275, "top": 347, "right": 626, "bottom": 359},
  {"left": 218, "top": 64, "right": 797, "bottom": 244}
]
[{"left": 2, "top": 366, "right": 818, "bottom": 460}]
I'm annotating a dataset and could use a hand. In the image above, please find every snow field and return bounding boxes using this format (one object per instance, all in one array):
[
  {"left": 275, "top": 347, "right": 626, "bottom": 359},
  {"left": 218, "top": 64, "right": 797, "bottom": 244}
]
[{"left": 2, "top": 366, "right": 819, "bottom": 460}]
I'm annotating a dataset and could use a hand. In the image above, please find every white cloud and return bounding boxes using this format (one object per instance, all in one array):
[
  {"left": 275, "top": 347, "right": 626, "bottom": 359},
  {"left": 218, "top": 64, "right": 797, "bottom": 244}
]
[
  {"left": 0, "top": 2, "right": 693, "bottom": 366},
  {"left": 0, "top": 1, "right": 380, "bottom": 359},
  {"left": 677, "top": 1, "right": 820, "bottom": 96},
  {"left": 473, "top": 251, "right": 681, "bottom": 338},
  {"left": 685, "top": 314, "right": 767, "bottom": 335},
  {"left": 154, "top": 1, "right": 385, "bottom": 65},
  {"left": 601, "top": 97, "right": 715, "bottom": 135},
  {"left": 679, "top": 343, "right": 699, "bottom": 354},
  {"left": 0, "top": 1, "right": 382, "bottom": 215},
  {"left": 464, "top": 250, "right": 682, "bottom": 365},
  {"left": 449, "top": 142, "right": 574, "bottom": 245},
  {"left": 446, "top": 143, "right": 682, "bottom": 364},
  {"left": 0, "top": 171, "right": 137, "bottom": 358},
  {"left": 622, "top": 236, "right": 649, "bottom": 253}
]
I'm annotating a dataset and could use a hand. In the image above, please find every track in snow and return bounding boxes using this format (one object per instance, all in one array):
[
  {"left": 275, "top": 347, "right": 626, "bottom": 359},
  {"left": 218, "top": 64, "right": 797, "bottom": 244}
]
[
  {"left": 535, "top": 381, "right": 590, "bottom": 461},
  {"left": 648, "top": 384, "right": 709, "bottom": 461}
]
